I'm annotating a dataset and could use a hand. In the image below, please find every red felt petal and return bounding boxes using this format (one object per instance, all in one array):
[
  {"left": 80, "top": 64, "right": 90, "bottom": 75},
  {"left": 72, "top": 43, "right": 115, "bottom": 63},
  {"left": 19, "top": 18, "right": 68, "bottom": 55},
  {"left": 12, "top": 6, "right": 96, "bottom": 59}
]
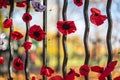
[
  {"left": 3, "top": 18, "right": 12, "bottom": 28},
  {"left": 49, "top": 75, "right": 63, "bottom": 80},
  {"left": 16, "top": 1, "right": 26, "bottom": 7},
  {"left": 0, "top": 56, "right": 4, "bottom": 64},
  {"left": 11, "top": 31, "right": 24, "bottom": 40},
  {"left": 91, "top": 8, "right": 101, "bottom": 14},
  {"left": 91, "top": 66, "right": 104, "bottom": 73}
]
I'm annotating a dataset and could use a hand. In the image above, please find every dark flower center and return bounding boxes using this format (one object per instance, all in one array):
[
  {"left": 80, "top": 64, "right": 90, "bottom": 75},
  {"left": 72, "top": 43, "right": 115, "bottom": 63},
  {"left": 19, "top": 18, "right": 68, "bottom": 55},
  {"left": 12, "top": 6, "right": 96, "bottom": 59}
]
[
  {"left": 76, "top": 0, "right": 80, "bottom": 3},
  {"left": 62, "top": 24, "right": 70, "bottom": 30},
  {"left": 81, "top": 68, "right": 88, "bottom": 72},
  {"left": 94, "top": 13, "right": 98, "bottom": 16},
  {"left": 34, "top": 32, "right": 40, "bottom": 37},
  {"left": 16, "top": 62, "right": 20, "bottom": 67},
  {"left": 25, "top": 16, "right": 30, "bottom": 20}
]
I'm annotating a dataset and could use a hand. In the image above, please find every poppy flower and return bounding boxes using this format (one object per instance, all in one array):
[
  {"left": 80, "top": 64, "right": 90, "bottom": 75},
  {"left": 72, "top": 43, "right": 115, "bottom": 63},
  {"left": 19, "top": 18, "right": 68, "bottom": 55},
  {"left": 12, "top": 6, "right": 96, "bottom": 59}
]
[
  {"left": 28, "top": 25, "right": 46, "bottom": 41},
  {"left": 65, "top": 69, "right": 80, "bottom": 80},
  {"left": 16, "top": 1, "right": 26, "bottom": 7},
  {"left": 73, "top": 0, "right": 83, "bottom": 7},
  {"left": 0, "top": 56, "right": 4, "bottom": 64},
  {"left": 40, "top": 65, "right": 54, "bottom": 77},
  {"left": 3, "top": 18, "right": 12, "bottom": 28},
  {"left": 22, "top": 41, "right": 32, "bottom": 52},
  {"left": 13, "top": 58, "right": 24, "bottom": 70},
  {"left": 22, "top": 12, "right": 32, "bottom": 23},
  {"left": 114, "top": 76, "right": 120, "bottom": 80},
  {"left": 91, "top": 66, "right": 104, "bottom": 73},
  {"left": 0, "top": 0, "right": 7, "bottom": 9},
  {"left": 49, "top": 75, "right": 63, "bottom": 80},
  {"left": 11, "top": 31, "right": 24, "bottom": 40},
  {"left": 99, "top": 61, "right": 117, "bottom": 79},
  {"left": 90, "top": 8, "right": 107, "bottom": 26},
  {"left": 79, "top": 64, "right": 90, "bottom": 76},
  {"left": 57, "top": 21, "right": 77, "bottom": 35}
]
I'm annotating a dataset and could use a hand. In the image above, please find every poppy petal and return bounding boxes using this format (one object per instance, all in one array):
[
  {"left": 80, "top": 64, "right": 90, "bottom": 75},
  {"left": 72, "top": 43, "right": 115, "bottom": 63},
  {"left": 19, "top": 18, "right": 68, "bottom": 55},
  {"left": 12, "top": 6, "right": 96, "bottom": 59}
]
[
  {"left": 91, "top": 66, "right": 104, "bottom": 73},
  {"left": 79, "top": 65, "right": 90, "bottom": 76},
  {"left": 22, "top": 41, "right": 32, "bottom": 52},
  {"left": 0, "top": 56, "right": 4, "bottom": 64},
  {"left": 49, "top": 75, "right": 63, "bottom": 80},
  {"left": 3, "top": 18, "right": 12, "bottom": 28},
  {"left": 11, "top": 31, "right": 24, "bottom": 40}
]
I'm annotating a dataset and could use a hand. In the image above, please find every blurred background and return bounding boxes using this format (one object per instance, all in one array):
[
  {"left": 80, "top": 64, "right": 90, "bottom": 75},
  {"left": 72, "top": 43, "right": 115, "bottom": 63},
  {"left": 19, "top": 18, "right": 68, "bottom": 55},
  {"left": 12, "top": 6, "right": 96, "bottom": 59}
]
[{"left": 0, "top": 0, "right": 120, "bottom": 79}]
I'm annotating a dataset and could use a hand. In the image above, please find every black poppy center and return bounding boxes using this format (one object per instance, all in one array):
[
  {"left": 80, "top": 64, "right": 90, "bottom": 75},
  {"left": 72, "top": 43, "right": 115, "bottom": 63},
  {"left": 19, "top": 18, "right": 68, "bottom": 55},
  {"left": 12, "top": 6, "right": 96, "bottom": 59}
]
[
  {"left": 76, "top": 0, "right": 80, "bottom": 3},
  {"left": 16, "top": 62, "right": 20, "bottom": 67},
  {"left": 25, "top": 16, "right": 30, "bottom": 20},
  {"left": 62, "top": 24, "right": 70, "bottom": 30},
  {"left": 94, "top": 13, "right": 99, "bottom": 16},
  {"left": 34, "top": 32, "right": 40, "bottom": 37}
]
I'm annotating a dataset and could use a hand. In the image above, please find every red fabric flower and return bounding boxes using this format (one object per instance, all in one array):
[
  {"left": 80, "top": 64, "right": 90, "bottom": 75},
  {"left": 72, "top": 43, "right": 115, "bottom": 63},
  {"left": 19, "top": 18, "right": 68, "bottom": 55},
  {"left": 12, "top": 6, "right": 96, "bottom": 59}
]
[
  {"left": 65, "top": 69, "right": 80, "bottom": 80},
  {"left": 11, "top": 31, "right": 24, "bottom": 40},
  {"left": 40, "top": 65, "right": 54, "bottom": 77},
  {"left": 22, "top": 41, "right": 32, "bottom": 52},
  {"left": 73, "top": 0, "right": 83, "bottom": 7},
  {"left": 0, "top": 56, "right": 4, "bottom": 64},
  {"left": 16, "top": 1, "right": 26, "bottom": 7},
  {"left": 28, "top": 25, "right": 46, "bottom": 41},
  {"left": 49, "top": 75, "right": 63, "bottom": 80},
  {"left": 99, "top": 61, "right": 117, "bottom": 79},
  {"left": 57, "top": 21, "right": 77, "bottom": 35},
  {"left": 114, "top": 76, "right": 120, "bottom": 80},
  {"left": 13, "top": 58, "right": 24, "bottom": 70},
  {"left": 22, "top": 12, "right": 32, "bottom": 23},
  {"left": 79, "top": 64, "right": 90, "bottom": 76},
  {"left": 91, "top": 66, "right": 104, "bottom": 73},
  {"left": 31, "top": 76, "right": 36, "bottom": 80},
  {"left": 90, "top": 8, "right": 107, "bottom": 26},
  {"left": 3, "top": 18, "right": 12, "bottom": 28},
  {"left": 0, "top": 0, "right": 7, "bottom": 9}
]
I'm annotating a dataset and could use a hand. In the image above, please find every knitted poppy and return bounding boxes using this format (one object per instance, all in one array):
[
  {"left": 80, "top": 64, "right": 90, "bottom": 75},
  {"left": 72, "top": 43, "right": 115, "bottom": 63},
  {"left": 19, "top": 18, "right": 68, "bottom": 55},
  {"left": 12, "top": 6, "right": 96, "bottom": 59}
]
[
  {"left": 13, "top": 58, "right": 24, "bottom": 70},
  {"left": 22, "top": 12, "right": 32, "bottom": 23},
  {"left": 57, "top": 21, "right": 77, "bottom": 35},
  {"left": 79, "top": 64, "right": 90, "bottom": 76},
  {"left": 28, "top": 25, "right": 46, "bottom": 41},
  {"left": 11, "top": 31, "right": 24, "bottom": 40},
  {"left": 0, "top": 56, "right": 4, "bottom": 64},
  {"left": 114, "top": 76, "right": 120, "bottom": 80},
  {"left": 65, "top": 69, "right": 80, "bottom": 80},
  {"left": 22, "top": 41, "right": 32, "bottom": 52},
  {"left": 49, "top": 75, "right": 63, "bottom": 80},
  {"left": 91, "top": 66, "right": 104, "bottom": 73},
  {"left": 73, "top": 0, "right": 83, "bottom": 7},
  {"left": 0, "top": 0, "right": 7, "bottom": 9},
  {"left": 16, "top": 1, "right": 26, "bottom": 7},
  {"left": 90, "top": 8, "right": 107, "bottom": 26},
  {"left": 40, "top": 65, "right": 54, "bottom": 77},
  {"left": 3, "top": 18, "right": 12, "bottom": 28}
]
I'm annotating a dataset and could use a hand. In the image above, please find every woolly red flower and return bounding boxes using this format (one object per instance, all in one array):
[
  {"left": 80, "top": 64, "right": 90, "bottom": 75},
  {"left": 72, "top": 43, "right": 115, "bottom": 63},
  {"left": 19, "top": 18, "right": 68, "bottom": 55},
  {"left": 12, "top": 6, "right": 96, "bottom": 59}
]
[
  {"left": 13, "top": 58, "right": 24, "bottom": 70},
  {"left": 22, "top": 41, "right": 32, "bottom": 52},
  {"left": 99, "top": 61, "right": 117, "bottom": 79},
  {"left": 0, "top": 0, "right": 7, "bottom": 9},
  {"left": 90, "top": 8, "right": 107, "bottom": 26},
  {"left": 91, "top": 66, "right": 104, "bottom": 73},
  {"left": 22, "top": 12, "right": 32, "bottom": 23},
  {"left": 73, "top": 0, "right": 83, "bottom": 7},
  {"left": 11, "top": 31, "right": 24, "bottom": 40},
  {"left": 114, "top": 76, "right": 120, "bottom": 80},
  {"left": 49, "top": 75, "right": 63, "bottom": 80},
  {"left": 40, "top": 65, "right": 54, "bottom": 77},
  {"left": 57, "top": 21, "right": 77, "bottom": 35},
  {"left": 79, "top": 64, "right": 90, "bottom": 76},
  {"left": 65, "top": 69, "right": 80, "bottom": 80},
  {"left": 28, "top": 25, "right": 46, "bottom": 41},
  {"left": 0, "top": 56, "right": 4, "bottom": 64},
  {"left": 16, "top": 1, "right": 26, "bottom": 7},
  {"left": 3, "top": 18, "right": 12, "bottom": 28}
]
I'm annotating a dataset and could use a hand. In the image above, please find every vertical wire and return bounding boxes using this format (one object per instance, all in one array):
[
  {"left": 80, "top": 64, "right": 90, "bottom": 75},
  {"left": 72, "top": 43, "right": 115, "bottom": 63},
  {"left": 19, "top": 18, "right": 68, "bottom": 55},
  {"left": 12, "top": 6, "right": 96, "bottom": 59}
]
[
  {"left": 83, "top": 0, "right": 90, "bottom": 80},
  {"left": 8, "top": 0, "right": 14, "bottom": 80},
  {"left": 24, "top": 0, "right": 30, "bottom": 80},
  {"left": 43, "top": 0, "right": 47, "bottom": 80},
  {"left": 106, "top": 0, "right": 113, "bottom": 80},
  {"left": 62, "top": 0, "right": 68, "bottom": 78}
]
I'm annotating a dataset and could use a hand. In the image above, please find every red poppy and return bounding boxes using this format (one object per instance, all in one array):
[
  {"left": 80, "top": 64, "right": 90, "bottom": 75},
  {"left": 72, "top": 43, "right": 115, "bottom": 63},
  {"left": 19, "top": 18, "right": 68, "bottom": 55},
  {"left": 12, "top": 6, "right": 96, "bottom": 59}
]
[
  {"left": 40, "top": 65, "right": 54, "bottom": 77},
  {"left": 11, "top": 31, "right": 24, "bottom": 40},
  {"left": 79, "top": 64, "right": 90, "bottom": 76},
  {"left": 31, "top": 76, "right": 36, "bottom": 80},
  {"left": 28, "top": 25, "right": 46, "bottom": 41},
  {"left": 49, "top": 75, "right": 63, "bottom": 80},
  {"left": 22, "top": 41, "right": 32, "bottom": 52},
  {"left": 91, "top": 66, "right": 104, "bottom": 73},
  {"left": 65, "top": 69, "right": 80, "bottom": 80},
  {"left": 99, "top": 61, "right": 117, "bottom": 79},
  {"left": 57, "top": 21, "right": 77, "bottom": 35},
  {"left": 0, "top": 56, "right": 4, "bottom": 64},
  {"left": 16, "top": 1, "right": 26, "bottom": 7},
  {"left": 13, "top": 58, "right": 24, "bottom": 70},
  {"left": 3, "top": 18, "right": 12, "bottom": 28},
  {"left": 22, "top": 12, "right": 32, "bottom": 23},
  {"left": 73, "top": 0, "right": 83, "bottom": 7},
  {"left": 0, "top": 0, "right": 7, "bottom": 9},
  {"left": 90, "top": 8, "right": 107, "bottom": 26},
  {"left": 114, "top": 76, "right": 120, "bottom": 80}
]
